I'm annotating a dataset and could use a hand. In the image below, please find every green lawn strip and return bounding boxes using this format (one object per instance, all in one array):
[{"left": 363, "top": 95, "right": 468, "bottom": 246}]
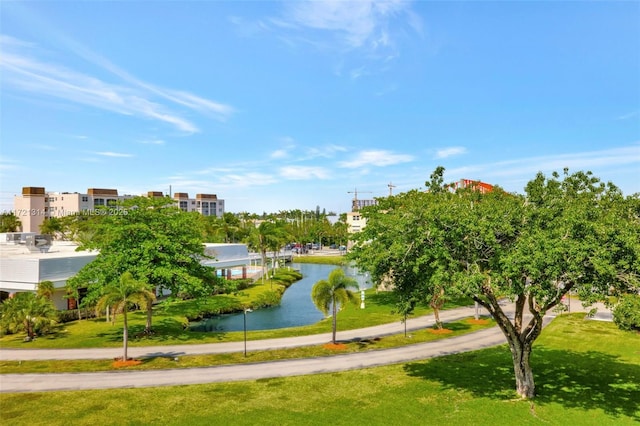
[
  {"left": 2, "top": 314, "right": 638, "bottom": 426},
  {"left": 0, "top": 317, "right": 494, "bottom": 374},
  {"left": 0, "top": 281, "right": 473, "bottom": 348},
  {"left": 292, "top": 255, "right": 347, "bottom": 265}
]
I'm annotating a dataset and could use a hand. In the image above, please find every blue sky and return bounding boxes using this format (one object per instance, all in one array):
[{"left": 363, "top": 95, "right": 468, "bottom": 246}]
[{"left": 1, "top": 1, "right": 638, "bottom": 215}]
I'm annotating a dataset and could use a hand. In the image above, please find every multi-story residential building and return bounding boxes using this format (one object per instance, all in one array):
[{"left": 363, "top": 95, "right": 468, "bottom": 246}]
[
  {"left": 13, "top": 187, "right": 225, "bottom": 232},
  {"left": 172, "top": 192, "right": 225, "bottom": 217}
]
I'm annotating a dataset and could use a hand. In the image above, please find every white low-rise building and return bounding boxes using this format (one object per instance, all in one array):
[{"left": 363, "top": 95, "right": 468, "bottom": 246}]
[
  {"left": 0, "top": 235, "right": 97, "bottom": 310},
  {"left": 0, "top": 236, "right": 256, "bottom": 310}
]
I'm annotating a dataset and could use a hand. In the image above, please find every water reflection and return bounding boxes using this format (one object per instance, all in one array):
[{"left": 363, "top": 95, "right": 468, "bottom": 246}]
[{"left": 190, "top": 263, "right": 371, "bottom": 332}]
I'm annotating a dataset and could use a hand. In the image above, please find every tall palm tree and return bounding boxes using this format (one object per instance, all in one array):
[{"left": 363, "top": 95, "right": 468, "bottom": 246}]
[
  {"left": 95, "top": 272, "right": 155, "bottom": 361},
  {"left": 311, "top": 268, "right": 360, "bottom": 344},
  {"left": 246, "top": 220, "right": 288, "bottom": 285},
  {"left": 0, "top": 292, "right": 57, "bottom": 340}
]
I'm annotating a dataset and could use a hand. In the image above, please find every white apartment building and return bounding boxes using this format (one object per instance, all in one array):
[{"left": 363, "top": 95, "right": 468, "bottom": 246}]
[{"left": 13, "top": 187, "right": 225, "bottom": 232}]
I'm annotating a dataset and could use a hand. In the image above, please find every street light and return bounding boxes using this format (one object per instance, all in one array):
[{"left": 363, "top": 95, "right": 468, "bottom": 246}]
[{"left": 243, "top": 308, "right": 253, "bottom": 357}]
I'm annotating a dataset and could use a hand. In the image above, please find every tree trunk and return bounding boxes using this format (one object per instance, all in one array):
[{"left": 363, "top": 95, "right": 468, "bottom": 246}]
[
  {"left": 432, "top": 305, "right": 442, "bottom": 329},
  {"left": 122, "top": 309, "right": 129, "bottom": 361},
  {"left": 24, "top": 320, "right": 34, "bottom": 340},
  {"left": 475, "top": 290, "right": 542, "bottom": 400},
  {"left": 145, "top": 300, "right": 153, "bottom": 334},
  {"left": 331, "top": 297, "right": 337, "bottom": 344},
  {"left": 430, "top": 287, "right": 445, "bottom": 329},
  {"left": 509, "top": 339, "right": 535, "bottom": 399}
]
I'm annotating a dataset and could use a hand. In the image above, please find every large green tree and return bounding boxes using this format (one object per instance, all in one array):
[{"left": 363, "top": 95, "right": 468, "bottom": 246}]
[
  {"left": 96, "top": 272, "right": 156, "bottom": 361},
  {"left": 68, "top": 196, "right": 218, "bottom": 333},
  {"left": 350, "top": 168, "right": 639, "bottom": 399},
  {"left": 0, "top": 292, "right": 57, "bottom": 340},
  {"left": 311, "top": 268, "right": 360, "bottom": 344}
]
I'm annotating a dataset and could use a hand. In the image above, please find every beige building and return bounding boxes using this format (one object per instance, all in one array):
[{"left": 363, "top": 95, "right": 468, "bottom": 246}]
[
  {"left": 13, "top": 187, "right": 225, "bottom": 233},
  {"left": 172, "top": 192, "right": 225, "bottom": 217},
  {"left": 13, "top": 187, "right": 135, "bottom": 233}
]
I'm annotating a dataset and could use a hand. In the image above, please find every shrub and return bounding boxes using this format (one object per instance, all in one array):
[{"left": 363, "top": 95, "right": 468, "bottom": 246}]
[{"left": 613, "top": 294, "right": 640, "bottom": 331}]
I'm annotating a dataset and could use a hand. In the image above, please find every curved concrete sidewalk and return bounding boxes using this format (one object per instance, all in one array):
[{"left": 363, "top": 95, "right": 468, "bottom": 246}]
[
  {"left": 0, "top": 304, "right": 494, "bottom": 361},
  {"left": 0, "top": 302, "right": 609, "bottom": 393},
  {"left": 0, "top": 326, "right": 511, "bottom": 393}
]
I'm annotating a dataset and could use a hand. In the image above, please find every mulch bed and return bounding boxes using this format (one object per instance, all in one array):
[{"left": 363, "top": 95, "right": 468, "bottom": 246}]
[
  {"left": 466, "top": 318, "right": 490, "bottom": 325},
  {"left": 323, "top": 342, "right": 348, "bottom": 351},
  {"left": 112, "top": 358, "right": 142, "bottom": 368},
  {"left": 426, "top": 328, "right": 453, "bottom": 335}
]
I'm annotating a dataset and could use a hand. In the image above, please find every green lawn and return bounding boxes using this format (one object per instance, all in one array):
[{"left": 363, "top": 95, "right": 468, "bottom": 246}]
[{"left": 1, "top": 314, "right": 638, "bottom": 425}]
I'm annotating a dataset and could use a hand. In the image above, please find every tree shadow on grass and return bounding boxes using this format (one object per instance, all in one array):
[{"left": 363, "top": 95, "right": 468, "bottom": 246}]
[{"left": 404, "top": 345, "right": 640, "bottom": 422}]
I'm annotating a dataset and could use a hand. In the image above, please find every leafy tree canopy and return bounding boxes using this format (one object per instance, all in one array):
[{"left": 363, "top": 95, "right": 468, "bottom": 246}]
[
  {"left": 349, "top": 168, "right": 640, "bottom": 399},
  {"left": 68, "top": 196, "right": 218, "bottom": 309}
]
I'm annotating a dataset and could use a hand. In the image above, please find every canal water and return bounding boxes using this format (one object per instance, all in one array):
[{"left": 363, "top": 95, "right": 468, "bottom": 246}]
[{"left": 190, "top": 263, "right": 371, "bottom": 332}]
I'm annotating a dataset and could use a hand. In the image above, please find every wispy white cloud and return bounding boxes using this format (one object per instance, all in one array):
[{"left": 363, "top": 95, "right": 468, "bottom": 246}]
[
  {"left": 279, "top": 165, "right": 330, "bottom": 180},
  {"left": 138, "top": 139, "right": 165, "bottom": 145},
  {"left": 94, "top": 151, "right": 134, "bottom": 158},
  {"left": 31, "top": 144, "right": 57, "bottom": 151},
  {"left": 271, "top": 149, "right": 290, "bottom": 159},
  {"left": 616, "top": 110, "right": 639, "bottom": 120},
  {"left": 282, "top": 0, "right": 410, "bottom": 50},
  {"left": 304, "top": 144, "right": 348, "bottom": 159},
  {"left": 0, "top": 35, "right": 234, "bottom": 133},
  {"left": 218, "top": 172, "right": 278, "bottom": 187},
  {"left": 435, "top": 146, "right": 467, "bottom": 159},
  {"left": 338, "top": 149, "right": 414, "bottom": 168}
]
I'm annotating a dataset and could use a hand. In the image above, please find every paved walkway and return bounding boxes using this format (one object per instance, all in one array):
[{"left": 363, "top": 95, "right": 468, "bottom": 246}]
[{"left": 0, "top": 302, "right": 611, "bottom": 393}]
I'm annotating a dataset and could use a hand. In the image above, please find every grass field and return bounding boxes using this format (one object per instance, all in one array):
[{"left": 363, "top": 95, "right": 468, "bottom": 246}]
[{"left": 1, "top": 314, "right": 639, "bottom": 425}]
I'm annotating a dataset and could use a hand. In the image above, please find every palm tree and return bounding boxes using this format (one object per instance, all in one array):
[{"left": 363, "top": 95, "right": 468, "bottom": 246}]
[
  {"left": 0, "top": 212, "right": 22, "bottom": 232},
  {"left": 95, "top": 272, "right": 155, "bottom": 361},
  {"left": 311, "top": 268, "right": 360, "bottom": 344},
  {"left": 0, "top": 292, "right": 57, "bottom": 340},
  {"left": 246, "top": 220, "right": 288, "bottom": 285},
  {"left": 36, "top": 281, "right": 55, "bottom": 301}
]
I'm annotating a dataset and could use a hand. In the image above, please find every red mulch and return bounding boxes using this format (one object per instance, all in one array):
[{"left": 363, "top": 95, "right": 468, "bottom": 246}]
[
  {"left": 427, "top": 328, "right": 453, "bottom": 334},
  {"left": 112, "top": 359, "right": 142, "bottom": 368},
  {"left": 466, "top": 319, "right": 490, "bottom": 325},
  {"left": 323, "top": 342, "right": 348, "bottom": 351}
]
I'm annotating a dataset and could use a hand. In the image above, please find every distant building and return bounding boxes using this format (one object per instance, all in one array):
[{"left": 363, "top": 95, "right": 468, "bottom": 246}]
[
  {"left": 450, "top": 179, "right": 494, "bottom": 193},
  {"left": 13, "top": 186, "right": 225, "bottom": 232},
  {"left": 171, "top": 192, "right": 225, "bottom": 217},
  {"left": 352, "top": 198, "right": 377, "bottom": 212}
]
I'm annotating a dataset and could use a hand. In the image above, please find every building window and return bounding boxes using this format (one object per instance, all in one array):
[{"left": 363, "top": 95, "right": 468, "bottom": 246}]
[
  {"left": 94, "top": 198, "right": 105, "bottom": 206},
  {"left": 82, "top": 196, "right": 88, "bottom": 202}
]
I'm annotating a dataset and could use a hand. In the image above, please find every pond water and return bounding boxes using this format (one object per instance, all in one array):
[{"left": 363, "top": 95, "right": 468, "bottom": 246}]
[{"left": 190, "top": 263, "right": 371, "bottom": 332}]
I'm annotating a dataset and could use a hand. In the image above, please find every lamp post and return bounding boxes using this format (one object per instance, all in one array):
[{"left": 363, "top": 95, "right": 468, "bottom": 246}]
[{"left": 243, "top": 308, "right": 252, "bottom": 357}]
